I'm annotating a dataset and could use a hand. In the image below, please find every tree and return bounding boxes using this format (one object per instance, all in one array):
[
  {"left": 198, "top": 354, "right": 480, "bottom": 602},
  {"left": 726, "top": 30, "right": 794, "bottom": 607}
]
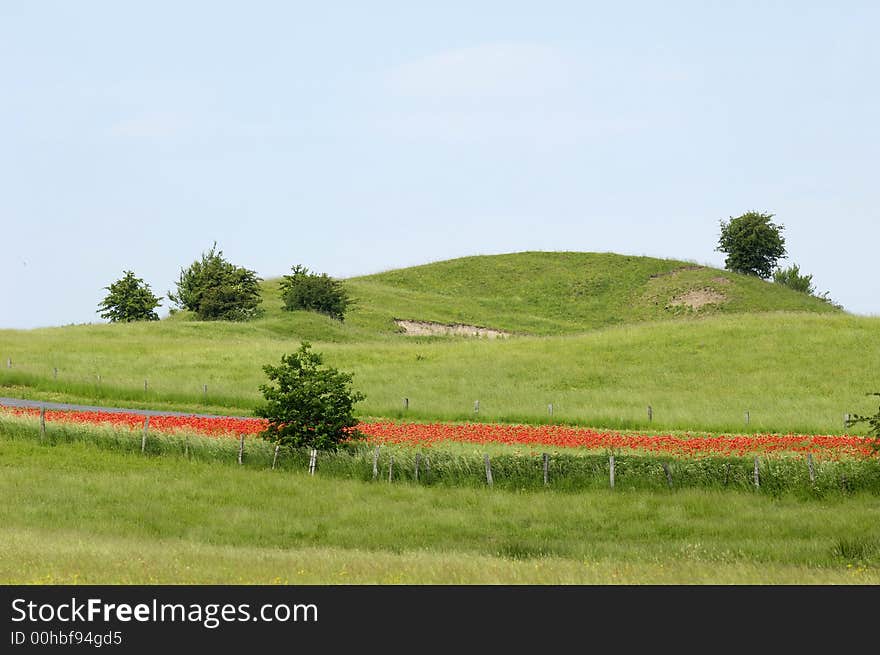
[
  {"left": 849, "top": 393, "right": 880, "bottom": 453},
  {"left": 278, "top": 265, "right": 351, "bottom": 321},
  {"left": 168, "top": 243, "right": 263, "bottom": 321},
  {"left": 254, "top": 342, "right": 365, "bottom": 451},
  {"left": 773, "top": 264, "right": 815, "bottom": 294},
  {"left": 97, "top": 270, "right": 162, "bottom": 322},
  {"left": 716, "top": 211, "right": 787, "bottom": 278}
]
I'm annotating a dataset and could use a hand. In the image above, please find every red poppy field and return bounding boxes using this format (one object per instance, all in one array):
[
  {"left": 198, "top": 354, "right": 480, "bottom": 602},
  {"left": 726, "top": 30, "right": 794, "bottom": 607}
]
[{"left": 2, "top": 405, "right": 876, "bottom": 460}]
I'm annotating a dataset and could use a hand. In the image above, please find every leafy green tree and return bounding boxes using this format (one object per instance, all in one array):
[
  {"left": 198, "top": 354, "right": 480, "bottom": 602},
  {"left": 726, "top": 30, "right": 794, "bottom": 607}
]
[
  {"left": 773, "top": 264, "right": 815, "bottom": 294},
  {"left": 168, "top": 243, "right": 263, "bottom": 321},
  {"left": 97, "top": 270, "right": 162, "bottom": 322},
  {"left": 716, "top": 211, "right": 787, "bottom": 278},
  {"left": 255, "top": 342, "right": 365, "bottom": 451},
  {"left": 279, "top": 265, "right": 351, "bottom": 321}
]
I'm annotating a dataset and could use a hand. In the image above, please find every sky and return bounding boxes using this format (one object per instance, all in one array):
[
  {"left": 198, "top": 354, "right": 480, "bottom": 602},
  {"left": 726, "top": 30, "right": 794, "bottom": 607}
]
[{"left": 1, "top": 1, "right": 878, "bottom": 329}]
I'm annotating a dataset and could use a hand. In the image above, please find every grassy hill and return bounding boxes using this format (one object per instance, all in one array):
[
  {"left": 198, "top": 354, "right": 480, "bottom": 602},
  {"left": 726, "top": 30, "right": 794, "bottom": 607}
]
[
  {"left": 1, "top": 252, "right": 874, "bottom": 434},
  {"left": 340, "top": 252, "right": 841, "bottom": 336}
]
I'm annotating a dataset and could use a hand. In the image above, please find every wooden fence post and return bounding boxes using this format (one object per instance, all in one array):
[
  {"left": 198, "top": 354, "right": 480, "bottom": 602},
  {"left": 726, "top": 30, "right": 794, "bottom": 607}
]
[
  {"left": 609, "top": 455, "right": 615, "bottom": 489},
  {"left": 185, "top": 436, "right": 190, "bottom": 459},
  {"left": 542, "top": 452, "right": 549, "bottom": 486},
  {"left": 144, "top": 379, "right": 148, "bottom": 394},
  {"left": 474, "top": 400, "right": 480, "bottom": 414},
  {"left": 308, "top": 449, "right": 317, "bottom": 475},
  {"left": 272, "top": 444, "right": 280, "bottom": 469},
  {"left": 53, "top": 367, "right": 57, "bottom": 380},
  {"left": 844, "top": 413, "right": 850, "bottom": 430},
  {"left": 372, "top": 446, "right": 380, "bottom": 480},
  {"left": 404, "top": 397, "right": 409, "bottom": 411},
  {"left": 39, "top": 407, "right": 46, "bottom": 440},
  {"left": 662, "top": 462, "right": 673, "bottom": 489},
  {"left": 807, "top": 453, "right": 815, "bottom": 485},
  {"left": 141, "top": 416, "right": 149, "bottom": 453},
  {"left": 5, "top": 357, "right": 10, "bottom": 369},
  {"left": 414, "top": 453, "right": 421, "bottom": 482},
  {"left": 647, "top": 405, "right": 653, "bottom": 422},
  {"left": 723, "top": 462, "right": 731, "bottom": 486},
  {"left": 753, "top": 457, "right": 760, "bottom": 488},
  {"left": 548, "top": 403, "right": 553, "bottom": 416},
  {"left": 484, "top": 454, "right": 493, "bottom": 486},
  {"left": 425, "top": 457, "right": 430, "bottom": 482},
  {"left": 388, "top": 456, "right": 394, "bottom": 482},
  {"left": 745, "top": 411, "right": 750, "bottom": 426},
  {"left": 238, "top": 435, "right": 245, "bottom": 465}
]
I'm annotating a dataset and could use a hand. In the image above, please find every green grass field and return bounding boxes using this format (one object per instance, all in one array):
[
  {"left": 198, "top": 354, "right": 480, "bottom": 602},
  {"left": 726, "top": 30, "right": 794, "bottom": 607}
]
[
  {"left": 2, "top": 251, "right": 877, "bottom": 585},
  {"left": 1, "top": 425, "right": 878, "bottom": 584}
]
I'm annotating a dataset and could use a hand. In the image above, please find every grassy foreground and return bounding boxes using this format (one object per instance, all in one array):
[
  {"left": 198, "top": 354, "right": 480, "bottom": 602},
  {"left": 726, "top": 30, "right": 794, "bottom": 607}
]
[{"left": 1, "top": 426, "right": 878, "bottom": 584}]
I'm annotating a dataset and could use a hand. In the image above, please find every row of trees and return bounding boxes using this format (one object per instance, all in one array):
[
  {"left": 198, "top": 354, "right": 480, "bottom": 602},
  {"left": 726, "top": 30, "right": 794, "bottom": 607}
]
[
  {"left": 98, "top": 244, "right": 351, "bottom": 323},
  {"left": 716, "top": 211, "right": 838, "bottom": 306}
]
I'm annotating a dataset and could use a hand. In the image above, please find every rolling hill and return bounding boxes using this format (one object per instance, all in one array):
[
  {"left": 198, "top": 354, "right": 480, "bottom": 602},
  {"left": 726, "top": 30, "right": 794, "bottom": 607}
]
[{"left": 1, "top": 252, "right": 875, "bottom": 434}]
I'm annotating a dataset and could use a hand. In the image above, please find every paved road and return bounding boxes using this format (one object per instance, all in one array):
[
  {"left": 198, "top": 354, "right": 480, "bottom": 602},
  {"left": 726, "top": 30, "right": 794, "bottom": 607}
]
[{"left": 0, "top": 396, "right": 241, "bottom": 419}]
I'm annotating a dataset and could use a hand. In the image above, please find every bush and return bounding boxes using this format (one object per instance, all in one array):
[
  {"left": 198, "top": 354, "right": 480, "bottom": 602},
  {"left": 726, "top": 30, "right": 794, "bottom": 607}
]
[
  {"left": 254, "top": 341, "right": 366, "bottom": 451},
  {"left": 97, "top": 270, "right": 162, "bottom": 322},
  {"left": 168, "top": 243, "right": 262, "bottom": 321},
  {"left": 773, "top": 264, "right": 815, "bottom": 294},
  {"left": 279, "top": 265, "right": 351, "bottom": 321},
  {"left": 716, "top": 211, "right": 787, "bottom": 278}
]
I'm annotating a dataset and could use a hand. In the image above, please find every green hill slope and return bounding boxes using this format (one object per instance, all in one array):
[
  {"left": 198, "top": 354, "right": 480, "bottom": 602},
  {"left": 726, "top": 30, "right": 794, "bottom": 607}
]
[{"left": 343, "top": 252, "right": 841, "bottom": 336}]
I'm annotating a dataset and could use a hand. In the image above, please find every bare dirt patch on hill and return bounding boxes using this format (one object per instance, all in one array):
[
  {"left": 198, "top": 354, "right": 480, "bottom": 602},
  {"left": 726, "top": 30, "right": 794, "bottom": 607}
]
[
  {"left": 667, "top": 289, "right": 727, "bottom": 310},
  {"left": 394, "top": 319, "right": 511, "bottom": 338}
]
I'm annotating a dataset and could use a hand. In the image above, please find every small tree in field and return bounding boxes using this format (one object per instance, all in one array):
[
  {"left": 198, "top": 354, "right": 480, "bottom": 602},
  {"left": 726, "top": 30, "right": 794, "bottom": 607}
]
[
  {"left": 279, "top": 265, "right": 351, "bottom": 321},
  {"left": 168, "top": 243, "right": 262, "bottom": 321},
  {"left": 849, "top": 393, "right": 880, "bottom": 446},
  {"left": 254, "top": 342, "right": 365, "bottom": 451},
  {"left": 716, "top": 211, "right": 787, "bottom": 278},
  {"left": 98, "top": 270, "right": 162, "bottom": 322}
]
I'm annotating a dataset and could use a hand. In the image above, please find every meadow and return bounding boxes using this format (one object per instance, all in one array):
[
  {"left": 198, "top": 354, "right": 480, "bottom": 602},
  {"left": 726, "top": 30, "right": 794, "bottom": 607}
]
[
  {"left": 1, "top": 420, "right": 878, "bottom": 584},
  {"left": 2, "top": 251, "right": 878, "bottom": 585}
]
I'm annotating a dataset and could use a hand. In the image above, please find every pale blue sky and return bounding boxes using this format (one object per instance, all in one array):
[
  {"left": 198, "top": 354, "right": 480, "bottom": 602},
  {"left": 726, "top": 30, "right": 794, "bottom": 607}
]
[{"left": 2, "top": 1, "right": 877, "bottom": 328}]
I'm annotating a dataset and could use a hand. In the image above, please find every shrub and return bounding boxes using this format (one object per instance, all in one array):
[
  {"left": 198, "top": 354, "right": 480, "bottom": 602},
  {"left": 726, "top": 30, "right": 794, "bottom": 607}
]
[
  {"left": 279, "top": 265, "right": 351, "bottom": 321},
  {"left": 716, "top": 211, "right": 787, "bottom": 278},
  {"left": 168, "top": 243, "right": 262, "bottom": 321},
  {"left": 773, "top": 264, "right": 814, "bottom": 294},
  {"left": 254, "top": 341, "right": 366, "bottom": 451},
  {"left": 97, "top": 270, "right": 162, "bottom": 322}
]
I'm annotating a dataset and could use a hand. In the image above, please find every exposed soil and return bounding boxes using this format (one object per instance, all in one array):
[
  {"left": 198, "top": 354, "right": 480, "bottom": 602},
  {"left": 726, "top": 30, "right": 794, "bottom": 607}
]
[
  {"left": 394, "top": 319, "right": 511, "bottom": 338},
  {"left": 667, "top": 289, "right": 726, "bottom": 310},
  {"left": 712, "top": 276, "right": 731, "bottom": 285}
]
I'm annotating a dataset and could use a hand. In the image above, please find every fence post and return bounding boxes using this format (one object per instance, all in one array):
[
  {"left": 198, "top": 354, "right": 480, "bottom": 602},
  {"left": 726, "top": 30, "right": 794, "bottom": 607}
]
[
  {"left": 272, "top": 444, "right": 280, "bottom": 469},
  {"left": 404, "top": 397, "right": 409, "bottom": 411},
  {"left": 6, "top": 357, "right": 10, "bottom": 369},
  {"left": 474, "top": 400, "right": 480, "bottom": 414},
  {"left": 548, "top": 403, "right": 553, "bottom": 416},
  {"left": 807, "top": 453, "right": 815, "bottom": 485},
  {"left": 662, "top": 462, "right": 673, "bottom": 489},
  {"left": 372, "top": 446, "right": 380, "bottom": 480},
  {"left": 203, "top": 384, "right": 208, "bottom": 403},
  {"left": 542, "top": 452, "right": 549, "bottom": 486},
  {"left": 484, "top": 454, "right": 493, "bottom": 486},
  {"left": 53, "top": 367, "right": 58, "bottom": 380},
  {"left": 238, "top": 435, "right": 245, "bottom": 465},
  {"left": 388, "top": 456, "right": 394, "bottom": 483},
  {"left": 39, "top": 407, "right": 46, "bottom": 440},
  {"left": 144, "top": 379, "right": 148, "bottom": 394},
  {"left": 414, "top": 453, "right": 421, "bottom": 482},
  {"left": 647, "top": 405, "right": 653, "bottom": 422},
  {"left": 141, "top": 416, "right": 149, "bottom": 453},
  {"left": 844, "top": 413, "right": 850, "bottom": 430},
  {"left": 609, "top": 455, "right": 615, "bottom": 489},
  {"left": 745, "top": 411, "right": 750, "bottom": 426},
  {"left": 753, "top": 457, "right": 760, "bottom": 488},
  {"left": 308, "top": 449, "right": 317, "bottom": 475},
  {"left": 723, "top": 462, "right": 731, "bottom": 486}
]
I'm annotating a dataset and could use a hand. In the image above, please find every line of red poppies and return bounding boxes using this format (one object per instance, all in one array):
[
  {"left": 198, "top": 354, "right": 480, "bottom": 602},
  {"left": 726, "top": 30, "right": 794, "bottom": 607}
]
[{"left": 2, "top": 406, "right": 876, "bottom": 459}]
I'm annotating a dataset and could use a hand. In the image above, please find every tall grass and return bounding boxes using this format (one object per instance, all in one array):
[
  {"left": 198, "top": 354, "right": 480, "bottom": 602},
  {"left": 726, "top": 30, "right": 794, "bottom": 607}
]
[
  {"left": 2, "top": 313, "right": 878, "bottom": 434},
  {"left": 3, "top": 414, "right": 877, "bottom": 497}
]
